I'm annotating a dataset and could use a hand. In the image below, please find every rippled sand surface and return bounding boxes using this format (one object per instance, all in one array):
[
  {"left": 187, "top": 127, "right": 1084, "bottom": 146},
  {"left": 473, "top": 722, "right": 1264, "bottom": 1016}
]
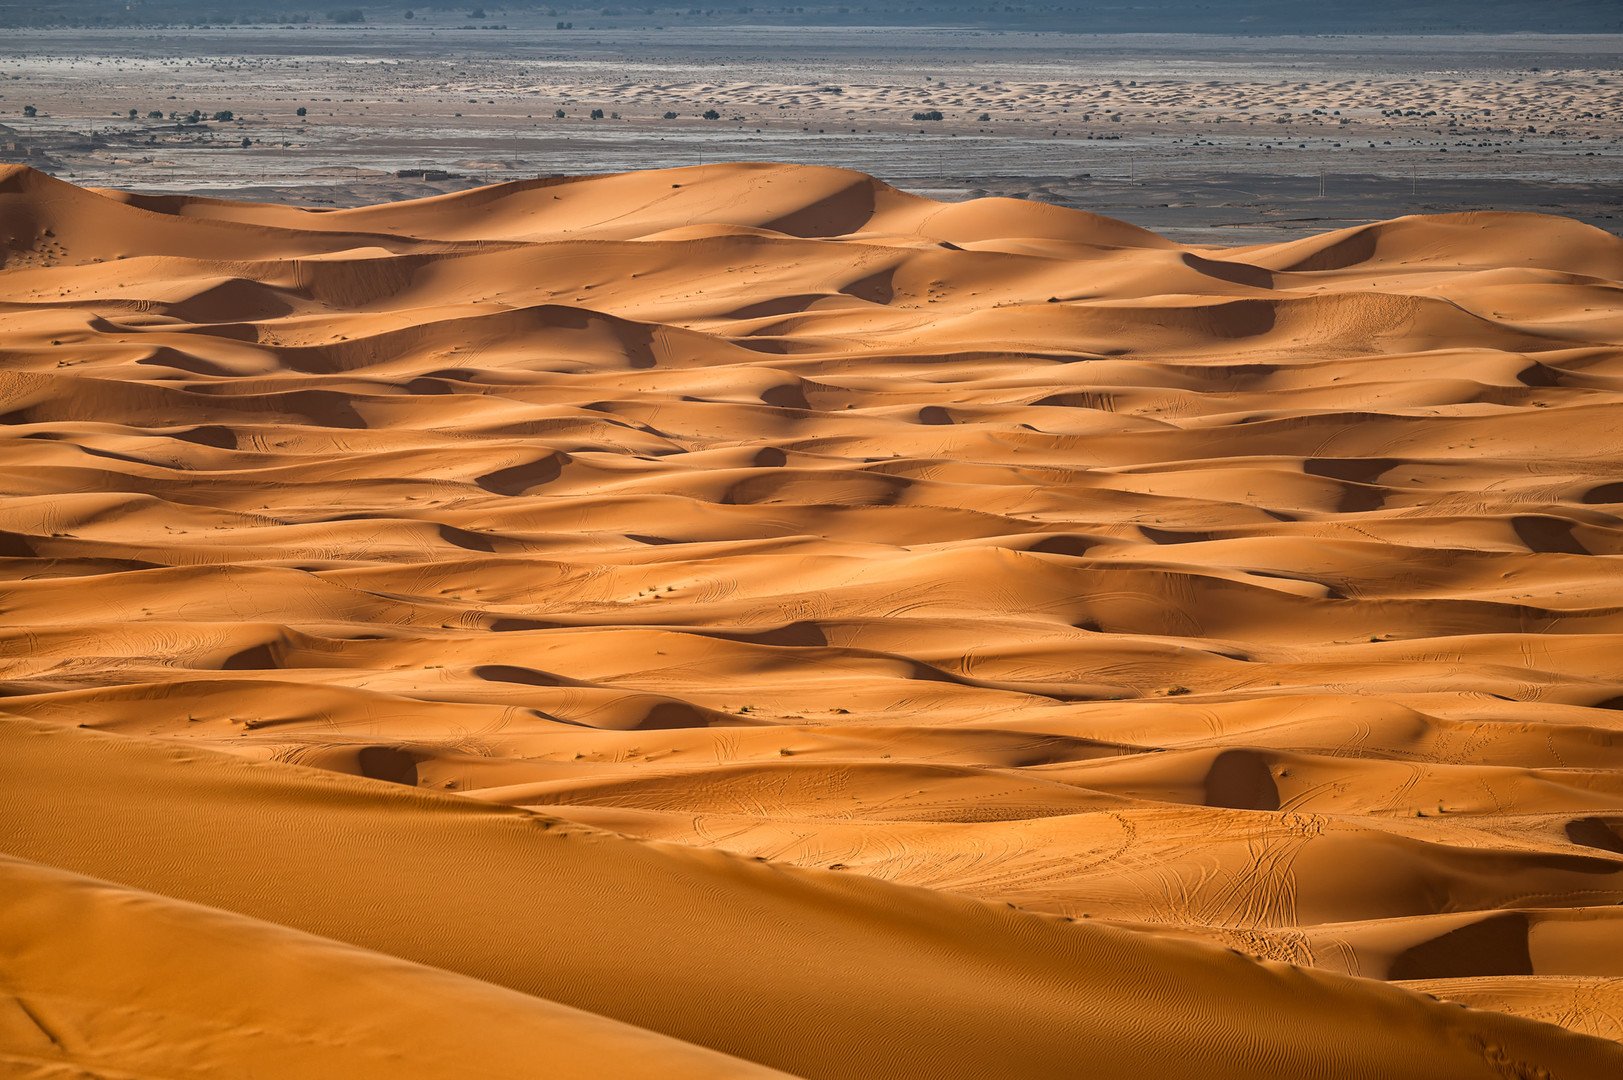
[{"left": 2, "top": 161, "right": 1622, "bottom": 1078}]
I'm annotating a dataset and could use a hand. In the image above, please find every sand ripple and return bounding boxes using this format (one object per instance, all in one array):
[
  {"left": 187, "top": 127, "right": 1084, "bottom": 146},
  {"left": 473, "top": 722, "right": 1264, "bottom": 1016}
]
[{"left": 2, "top": 160, "right": 1622, "bottom": 1076}]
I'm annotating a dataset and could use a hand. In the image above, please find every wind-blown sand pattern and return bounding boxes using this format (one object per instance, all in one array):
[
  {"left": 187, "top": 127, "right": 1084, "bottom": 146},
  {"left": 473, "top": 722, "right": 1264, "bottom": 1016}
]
[{"left": 2, "top": 160, "right": 1622, "bottom": 1077}]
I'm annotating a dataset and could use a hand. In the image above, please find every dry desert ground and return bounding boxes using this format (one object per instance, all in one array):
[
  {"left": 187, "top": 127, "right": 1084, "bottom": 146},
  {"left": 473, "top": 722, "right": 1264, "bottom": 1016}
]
[{"left": 3, "top": 28, "right": 1619, "bottom": 241}]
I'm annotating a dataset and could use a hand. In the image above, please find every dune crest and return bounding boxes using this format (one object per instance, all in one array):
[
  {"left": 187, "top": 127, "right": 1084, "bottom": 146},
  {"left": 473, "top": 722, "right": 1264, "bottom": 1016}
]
[{"left": 2, "top": 162, "right": 1621, "bottom": 1075}]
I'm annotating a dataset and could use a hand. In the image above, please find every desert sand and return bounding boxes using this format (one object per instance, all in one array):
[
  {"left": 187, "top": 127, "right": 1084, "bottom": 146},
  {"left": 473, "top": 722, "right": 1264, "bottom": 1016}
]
[{"left": 1, "top": 159, "right": 1622, "bottom": 1076}]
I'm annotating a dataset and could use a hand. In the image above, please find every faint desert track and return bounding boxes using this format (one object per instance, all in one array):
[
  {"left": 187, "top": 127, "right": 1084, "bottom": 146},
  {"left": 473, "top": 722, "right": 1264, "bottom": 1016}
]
[{"left": 2, "top": 160, "right": 1623, "bottom": 1072}]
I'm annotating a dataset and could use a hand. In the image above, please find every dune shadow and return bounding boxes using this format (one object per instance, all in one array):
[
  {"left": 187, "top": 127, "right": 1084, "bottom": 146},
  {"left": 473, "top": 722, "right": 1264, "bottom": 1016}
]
[
  {"left": 1389, "top": 913, "right": 1532, "bottom": 979},
  {"left": 356, "top": 745, "right": 419, "bottom": 787},
  {"left": 1202, "top": 749, "right": 1279, "bottom": 811},
  {"left": 477, "top": 455, "right": 563, "bottom": 496}
]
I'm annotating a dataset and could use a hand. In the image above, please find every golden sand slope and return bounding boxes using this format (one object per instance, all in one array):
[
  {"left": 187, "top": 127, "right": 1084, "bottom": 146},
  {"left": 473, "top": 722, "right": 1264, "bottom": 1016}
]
[
  {"left": 0, "top": 848, "right": 797, "bottom": 1080},
  {"left": 1, "top": 161, "right": 1622, "bottom": 1076}
]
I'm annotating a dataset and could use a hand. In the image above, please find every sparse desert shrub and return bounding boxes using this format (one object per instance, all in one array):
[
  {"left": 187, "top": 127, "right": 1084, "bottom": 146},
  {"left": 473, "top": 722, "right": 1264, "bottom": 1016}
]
[
  {"left": 912, "top": 110, "right": 944, "bottom": 121},
  {"left": 663, "top": 110, "right": 678, "bottom": 119},
  {"left": 590, "top": 108, "right": 605, "bottom": 119},
  {"left": 296, "top": 106, "right": 307, "bottom": 116},
  {"left": 554, "top": 108, "right": 565, "bottom": 118},
  {"left": 22, "top": 105, "right": 36, "bottom": 117},
  {"left": 148, "top": 110, "right": 164, "bottom": 119},
  {"left": 702, "top": 108, "right": 721, "bottom": 120},
  {"left": 213, "top": 110, "right": 234, "bottom": 122}
]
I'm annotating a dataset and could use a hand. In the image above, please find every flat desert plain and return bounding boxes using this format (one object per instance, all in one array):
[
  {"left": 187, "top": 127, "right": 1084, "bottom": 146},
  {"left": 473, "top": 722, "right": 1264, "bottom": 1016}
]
[
  {"left": 4, "top": 28, "right": 1620, "bottom": 242},
  {"left": 2, "top": 159, "right": 1623, "bottom": 1077}
]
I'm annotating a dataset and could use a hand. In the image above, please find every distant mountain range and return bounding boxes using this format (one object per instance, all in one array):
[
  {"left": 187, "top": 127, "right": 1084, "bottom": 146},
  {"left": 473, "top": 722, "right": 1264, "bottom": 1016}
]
[{"left": 1, "top": 0, "right": 1618, "bottom": 33}]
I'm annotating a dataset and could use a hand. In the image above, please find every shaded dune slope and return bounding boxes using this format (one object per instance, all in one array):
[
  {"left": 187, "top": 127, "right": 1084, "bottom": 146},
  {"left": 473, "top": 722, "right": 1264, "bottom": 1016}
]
[{"left": 2, "top": 160, "right": 1622, "bottom": 1073}]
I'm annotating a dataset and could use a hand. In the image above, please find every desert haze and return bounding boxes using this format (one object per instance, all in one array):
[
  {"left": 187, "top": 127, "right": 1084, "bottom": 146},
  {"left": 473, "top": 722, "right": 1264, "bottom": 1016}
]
[{"left": 2, "top": 159, "right": 1623, "bottom": 1077}]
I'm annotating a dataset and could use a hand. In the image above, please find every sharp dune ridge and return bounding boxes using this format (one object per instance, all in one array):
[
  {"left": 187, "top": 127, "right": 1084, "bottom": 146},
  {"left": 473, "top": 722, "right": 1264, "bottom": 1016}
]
[{"left": 1, "top": 159, "right": 1622, "bottom": 1076}]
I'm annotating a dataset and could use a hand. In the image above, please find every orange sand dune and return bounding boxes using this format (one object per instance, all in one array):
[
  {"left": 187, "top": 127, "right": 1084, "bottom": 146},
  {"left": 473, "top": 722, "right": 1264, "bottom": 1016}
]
[
  {"left": 0, "top": 851, "right": 795, "bottom": 1080},
  {"left": 2, "top": 160, "right": 1623, "bottom": 1076},
  {"left": 1, "top": 717, "right": 1617, "bottom": 1080}
]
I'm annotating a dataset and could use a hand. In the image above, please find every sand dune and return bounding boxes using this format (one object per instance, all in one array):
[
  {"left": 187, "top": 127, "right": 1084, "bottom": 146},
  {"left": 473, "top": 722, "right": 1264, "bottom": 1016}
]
[
  {"left": 0, "top": 852, "right": 795, "bottom": 1080},
  {"left": 1, "top": 717, "right": 1617, "bottom": 1080},
  {"left": 2, "top": 160, "right": 1622, "bottom": 1075}
]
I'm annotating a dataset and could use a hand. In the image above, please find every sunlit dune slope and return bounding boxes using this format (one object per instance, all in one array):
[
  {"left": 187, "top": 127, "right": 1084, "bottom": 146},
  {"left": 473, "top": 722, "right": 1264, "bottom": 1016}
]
[
  {"left": 0, "top": 850, "right": 794, "bottom": 1080},
  {"left": 2, "top": 160, "right": 1622, "bottom": 1075},
  {"left": 1, "top": 717, "right": 1618, "bottom": 1080}
]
